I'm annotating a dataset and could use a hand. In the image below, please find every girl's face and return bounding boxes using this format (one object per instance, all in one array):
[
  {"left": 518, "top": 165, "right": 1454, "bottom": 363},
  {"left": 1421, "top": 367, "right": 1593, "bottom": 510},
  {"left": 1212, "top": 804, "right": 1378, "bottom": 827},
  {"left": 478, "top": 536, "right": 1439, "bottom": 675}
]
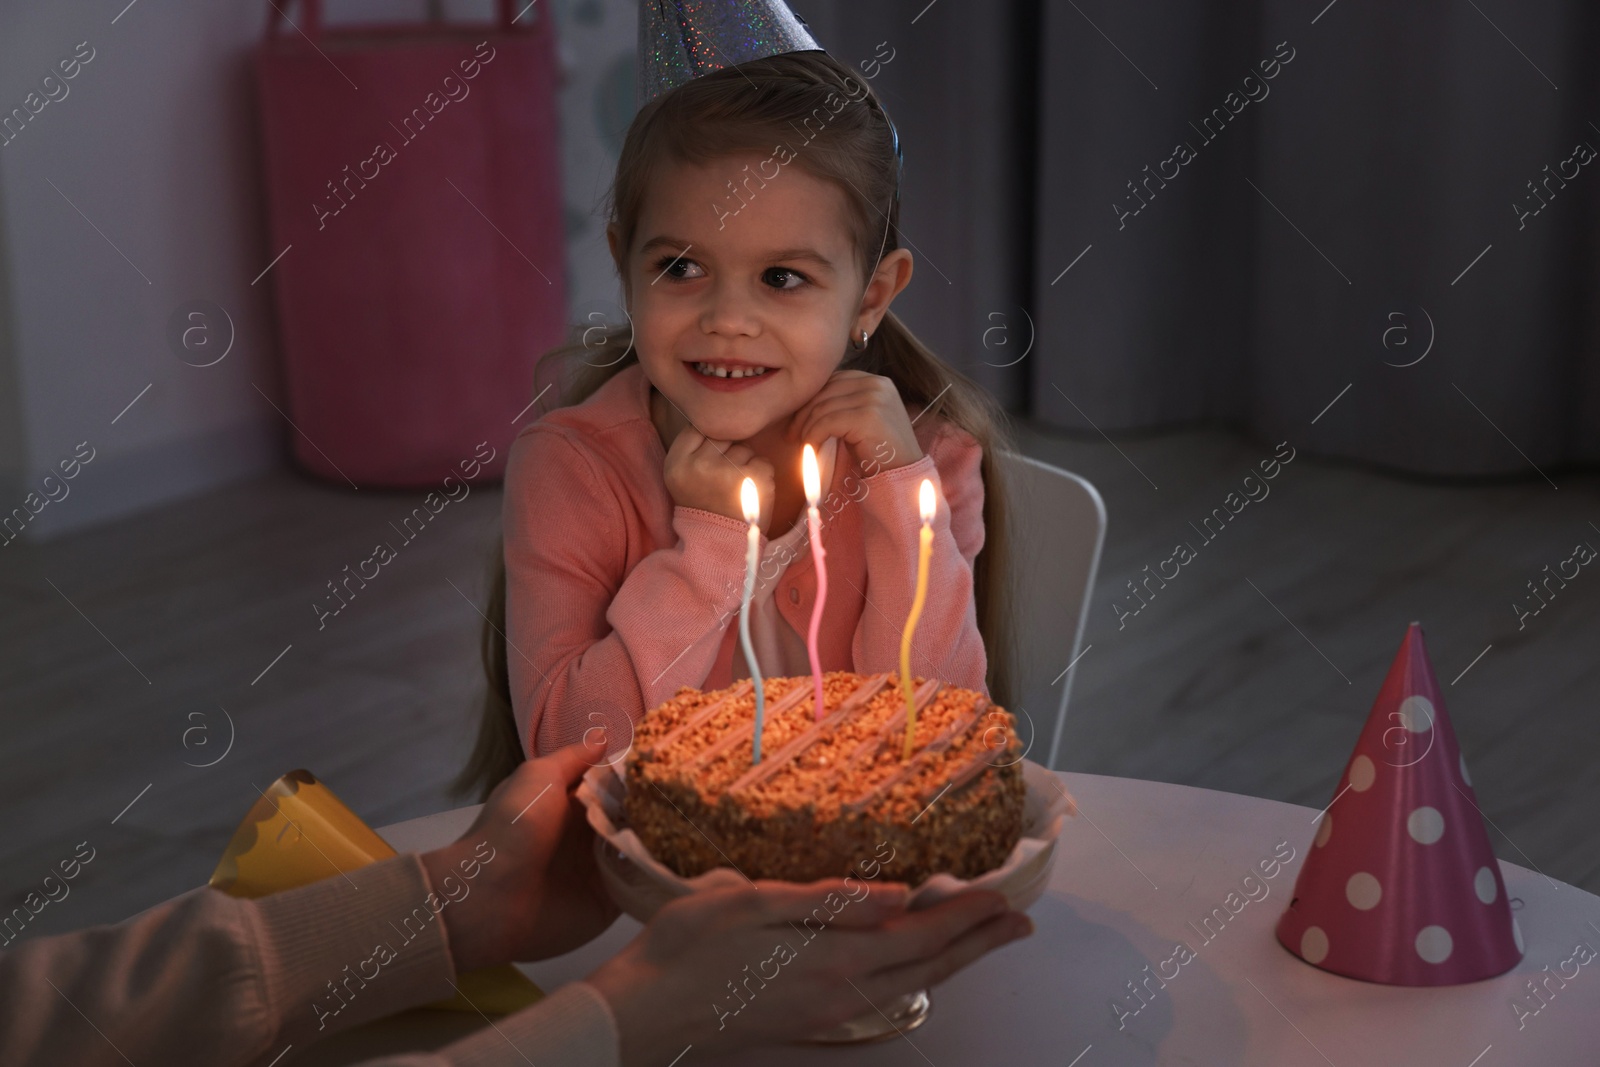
[{"left": 614, "top": 151, "right": 870, "bottom": 443}]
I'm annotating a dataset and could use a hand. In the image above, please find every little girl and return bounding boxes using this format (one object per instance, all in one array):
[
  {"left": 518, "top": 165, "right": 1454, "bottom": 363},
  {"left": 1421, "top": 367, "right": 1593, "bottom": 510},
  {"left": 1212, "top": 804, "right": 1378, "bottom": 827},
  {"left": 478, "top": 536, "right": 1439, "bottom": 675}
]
[{"left": 460, "top": 51, "right": 1015, "bottom": 783}]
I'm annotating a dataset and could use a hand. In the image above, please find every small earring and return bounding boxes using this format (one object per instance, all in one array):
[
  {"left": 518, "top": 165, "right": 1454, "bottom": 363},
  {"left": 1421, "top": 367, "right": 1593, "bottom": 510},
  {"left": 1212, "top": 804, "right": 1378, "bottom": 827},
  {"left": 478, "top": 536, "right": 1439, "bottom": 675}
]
[{"left": 851, "top": 328, "right": 870, "bottom": 351}]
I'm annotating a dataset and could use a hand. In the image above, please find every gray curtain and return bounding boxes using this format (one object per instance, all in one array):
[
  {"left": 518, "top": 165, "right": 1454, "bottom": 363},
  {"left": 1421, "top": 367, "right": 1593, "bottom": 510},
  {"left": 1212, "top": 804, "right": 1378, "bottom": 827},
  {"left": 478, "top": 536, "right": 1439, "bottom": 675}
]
[
  {"left": 800, "top": 0, "right": 1600, "bottom": 477},
  {"left": 790, "top": 0, "right": 1038, "bottom": 411}
]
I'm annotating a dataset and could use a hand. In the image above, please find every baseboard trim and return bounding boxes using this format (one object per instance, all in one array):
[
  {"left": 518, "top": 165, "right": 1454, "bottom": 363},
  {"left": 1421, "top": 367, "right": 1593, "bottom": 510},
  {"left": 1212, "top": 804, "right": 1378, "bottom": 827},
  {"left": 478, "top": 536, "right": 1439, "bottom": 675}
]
[{"left": 1, "top": 423, "right": 282, "bottom": 544}]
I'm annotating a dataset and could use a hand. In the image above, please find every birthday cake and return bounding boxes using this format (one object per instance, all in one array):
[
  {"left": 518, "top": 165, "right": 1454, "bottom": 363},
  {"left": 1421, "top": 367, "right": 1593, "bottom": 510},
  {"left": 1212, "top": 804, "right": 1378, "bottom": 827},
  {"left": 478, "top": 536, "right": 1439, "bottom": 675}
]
[{"left": 622, "top": 671, "right": 1026, "bottom": 885}]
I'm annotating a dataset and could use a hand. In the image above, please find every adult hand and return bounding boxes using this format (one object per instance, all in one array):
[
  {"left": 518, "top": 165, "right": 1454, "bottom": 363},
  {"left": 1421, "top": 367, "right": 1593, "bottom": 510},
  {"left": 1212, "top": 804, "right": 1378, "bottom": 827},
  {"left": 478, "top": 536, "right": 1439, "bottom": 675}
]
[
  {"left": 663, "top": 426, "right": 776, "bottom": 532},
  {"left": 784, "top": 369, "right": 924, "bottom": 473},
  {"left": 585, "top": 878, "right": 1032, "bottom": 1064},
  {"left": 421, "top": 734, "right": 620, "bottom": 972}
]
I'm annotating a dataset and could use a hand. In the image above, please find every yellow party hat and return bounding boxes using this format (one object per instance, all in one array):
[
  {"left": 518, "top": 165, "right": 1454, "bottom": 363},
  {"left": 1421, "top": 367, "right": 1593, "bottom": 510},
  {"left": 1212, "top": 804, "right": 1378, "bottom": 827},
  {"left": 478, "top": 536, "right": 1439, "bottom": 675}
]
[{"left": 210, "top": 769, "right": 542, "bottom": 1015}]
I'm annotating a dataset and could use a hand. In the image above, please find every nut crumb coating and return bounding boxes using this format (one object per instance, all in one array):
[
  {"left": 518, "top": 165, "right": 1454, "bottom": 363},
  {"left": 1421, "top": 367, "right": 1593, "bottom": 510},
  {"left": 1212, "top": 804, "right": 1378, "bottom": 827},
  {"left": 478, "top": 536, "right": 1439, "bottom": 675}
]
[{"left": 623, "top": 672, "right": 1026, "bottom": 885}]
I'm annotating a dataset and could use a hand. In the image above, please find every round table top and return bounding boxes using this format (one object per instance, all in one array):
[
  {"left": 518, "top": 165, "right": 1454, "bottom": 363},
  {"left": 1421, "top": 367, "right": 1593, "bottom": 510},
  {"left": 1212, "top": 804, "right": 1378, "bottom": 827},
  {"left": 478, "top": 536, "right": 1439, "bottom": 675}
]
[{"left": 314, "top": 771, "right": 1599, "bottom": 1066}]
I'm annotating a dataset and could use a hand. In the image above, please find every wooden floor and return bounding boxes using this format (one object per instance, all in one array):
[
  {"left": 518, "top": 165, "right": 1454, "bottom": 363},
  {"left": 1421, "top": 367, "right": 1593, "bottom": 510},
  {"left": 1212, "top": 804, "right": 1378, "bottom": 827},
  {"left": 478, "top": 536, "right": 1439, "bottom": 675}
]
[
  {"left": 1013, "top": 420, "right": 1600, "bottom": 899},
  {"left": 2, "top": 420, "right": 1596, "bottom": 943}
]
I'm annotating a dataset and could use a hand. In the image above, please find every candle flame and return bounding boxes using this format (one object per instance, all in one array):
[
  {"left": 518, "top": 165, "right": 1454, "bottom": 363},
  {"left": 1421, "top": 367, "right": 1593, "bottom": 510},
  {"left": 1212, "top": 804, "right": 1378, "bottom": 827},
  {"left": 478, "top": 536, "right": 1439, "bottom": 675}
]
[
  {"left": 801, "top": 444, "right": 820, "bottom": 504},
  {"left": 919, "top": 478, "right": 935, "bottom": 523},
  {"left": 740, "top": 477, "right": 760, "bottom": 524}
]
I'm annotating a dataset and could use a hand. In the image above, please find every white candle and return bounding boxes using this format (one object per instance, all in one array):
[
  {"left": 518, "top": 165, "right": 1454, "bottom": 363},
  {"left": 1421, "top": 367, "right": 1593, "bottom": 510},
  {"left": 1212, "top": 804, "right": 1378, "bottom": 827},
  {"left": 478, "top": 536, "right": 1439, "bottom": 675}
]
[{"left": 738, "top": 477, "right": 767, "bottom": 763}]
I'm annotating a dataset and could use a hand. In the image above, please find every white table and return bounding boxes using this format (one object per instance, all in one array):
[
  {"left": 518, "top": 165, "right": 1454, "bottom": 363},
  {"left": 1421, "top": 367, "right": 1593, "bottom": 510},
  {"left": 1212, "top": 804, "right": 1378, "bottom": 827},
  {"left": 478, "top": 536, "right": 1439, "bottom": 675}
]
[{"left": 300, "top": 773, "right": 1600, "bottom": 1066}]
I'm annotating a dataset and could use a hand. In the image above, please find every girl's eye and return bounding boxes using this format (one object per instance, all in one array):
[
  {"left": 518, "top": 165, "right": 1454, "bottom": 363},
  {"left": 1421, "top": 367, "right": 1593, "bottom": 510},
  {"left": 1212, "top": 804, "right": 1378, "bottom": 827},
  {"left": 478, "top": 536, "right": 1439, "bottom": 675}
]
[
  {"left": 761, "top": 267, "right": 808, "bottom": 290},
  {"left": 653, "top": 255, "right": 704, "bottom": 281}
]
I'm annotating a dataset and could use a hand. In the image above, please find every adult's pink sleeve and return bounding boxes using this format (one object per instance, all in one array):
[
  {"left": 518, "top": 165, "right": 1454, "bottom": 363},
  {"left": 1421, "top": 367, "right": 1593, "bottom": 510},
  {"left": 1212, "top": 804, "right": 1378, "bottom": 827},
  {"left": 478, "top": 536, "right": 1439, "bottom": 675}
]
[
  {"left": 0, "top": 852, "right": 622, "bottom": 1067},
  {"left": 850, "top": 427, "right": 989, "bottom": 693},
  {"left": 0, "top": 854, "right": 455, "bottom": 1067},
  {"left": 503, "top": 427, "right": 755, "bottom": 756}
]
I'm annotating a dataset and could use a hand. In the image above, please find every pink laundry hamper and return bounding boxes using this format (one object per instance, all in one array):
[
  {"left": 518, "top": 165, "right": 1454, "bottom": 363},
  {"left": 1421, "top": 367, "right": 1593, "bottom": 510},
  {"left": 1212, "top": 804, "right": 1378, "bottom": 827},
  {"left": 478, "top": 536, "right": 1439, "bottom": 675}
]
[{"left": 253, "top": 0, "right": 566, "bottom": 487}]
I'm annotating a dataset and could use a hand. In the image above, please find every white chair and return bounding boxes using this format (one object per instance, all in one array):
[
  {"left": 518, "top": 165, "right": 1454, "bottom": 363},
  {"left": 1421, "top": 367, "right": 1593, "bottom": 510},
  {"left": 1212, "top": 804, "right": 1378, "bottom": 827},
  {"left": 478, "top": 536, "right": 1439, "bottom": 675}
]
[{"left": 997, "top": 451, "right": 1106, "bottom": 771}]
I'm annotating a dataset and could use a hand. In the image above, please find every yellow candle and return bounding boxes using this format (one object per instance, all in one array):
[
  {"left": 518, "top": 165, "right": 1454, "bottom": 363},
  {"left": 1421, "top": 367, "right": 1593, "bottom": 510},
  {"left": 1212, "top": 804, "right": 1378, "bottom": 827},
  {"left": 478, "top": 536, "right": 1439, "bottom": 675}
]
[{"left": 901, "top": 479, "right": 936, "bottom": 760}]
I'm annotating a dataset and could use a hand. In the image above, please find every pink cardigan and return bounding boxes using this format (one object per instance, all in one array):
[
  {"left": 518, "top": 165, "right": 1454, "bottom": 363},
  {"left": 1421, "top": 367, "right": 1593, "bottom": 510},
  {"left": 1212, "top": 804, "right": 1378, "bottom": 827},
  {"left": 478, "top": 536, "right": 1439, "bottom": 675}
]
[{"left": 503, "top": 362, "right": 990, "bottom": 757}]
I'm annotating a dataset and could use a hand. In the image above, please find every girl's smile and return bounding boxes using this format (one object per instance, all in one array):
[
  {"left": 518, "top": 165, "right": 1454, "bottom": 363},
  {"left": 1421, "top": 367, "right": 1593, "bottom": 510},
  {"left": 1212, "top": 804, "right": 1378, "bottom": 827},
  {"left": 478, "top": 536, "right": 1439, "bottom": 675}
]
[{"left": 683, "top": 358, "right": 778, "bottom": 390}]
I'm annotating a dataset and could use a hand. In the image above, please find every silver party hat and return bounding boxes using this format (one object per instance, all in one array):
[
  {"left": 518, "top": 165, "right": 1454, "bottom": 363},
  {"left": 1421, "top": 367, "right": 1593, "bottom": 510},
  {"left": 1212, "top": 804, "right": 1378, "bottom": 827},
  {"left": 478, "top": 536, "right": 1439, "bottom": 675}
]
[{"left": 638, "top": 0, "right": 824, "bottom": 104}]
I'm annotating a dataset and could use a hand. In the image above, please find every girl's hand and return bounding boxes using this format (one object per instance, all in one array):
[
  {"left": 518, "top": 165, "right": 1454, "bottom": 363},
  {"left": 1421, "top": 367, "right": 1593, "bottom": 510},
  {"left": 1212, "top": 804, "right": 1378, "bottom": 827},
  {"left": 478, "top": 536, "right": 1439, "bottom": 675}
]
[
  {"left": 784, "top": 370, "right": 924, "bottom": 473},
  {"left": 584, "top": 879, "right": 1032, "bottom": 1064},
  {"left": 663, "top": 427, "right": 776, "bottom": 532},
  {"left": 421, "top": 734, "right": 620, "bottom": 970}
]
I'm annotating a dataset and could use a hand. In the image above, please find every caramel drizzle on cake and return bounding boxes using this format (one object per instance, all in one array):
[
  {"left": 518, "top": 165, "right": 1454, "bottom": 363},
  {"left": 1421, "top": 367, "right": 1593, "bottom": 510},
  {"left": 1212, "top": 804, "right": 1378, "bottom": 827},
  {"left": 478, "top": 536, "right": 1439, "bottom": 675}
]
[
  {"left": 925, "top": 743, "right": 1001, "bottom": 802},
  {"left": 687, "top": 678, "right": 814, "bottom": 769},
  {"left": 726, "top": 673, "right": 892, "bottom": 794},
  {"left": 637, "top": 673, "right": 1016, "bottom": 819},
  {"left": 841, "top": 696, "right": 990, "bottom": 814},
  {"left": 644, "top": 679, "right": 753, "bottom": 756},
  {"left": 817, "top": 677, "right": 944, "bottom": 794}
]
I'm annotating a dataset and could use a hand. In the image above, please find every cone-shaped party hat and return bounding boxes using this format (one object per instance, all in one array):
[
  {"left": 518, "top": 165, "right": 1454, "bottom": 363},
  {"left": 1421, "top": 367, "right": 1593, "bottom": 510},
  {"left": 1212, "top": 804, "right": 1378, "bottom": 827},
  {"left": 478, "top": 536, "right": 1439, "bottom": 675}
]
[
  {"left": 639, "top": 0, "right": 823, "bottom": 104},
  {"left": 1275, "top": 623, "right": 1523, "bottom": 985}
]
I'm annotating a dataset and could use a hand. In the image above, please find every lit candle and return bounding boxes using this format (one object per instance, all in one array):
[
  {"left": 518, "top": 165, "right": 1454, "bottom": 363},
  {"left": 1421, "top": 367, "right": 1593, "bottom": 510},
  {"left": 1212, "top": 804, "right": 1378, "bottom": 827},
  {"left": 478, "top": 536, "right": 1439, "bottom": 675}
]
[
  {"left": 902, "top": 479, "right": 936, "bottom": 760},
  {"left": 738, "top": 477, "right": 768, "bottom": 764},
  {"left": 802, "top": 444, "right": 828, "bottom": 723}
]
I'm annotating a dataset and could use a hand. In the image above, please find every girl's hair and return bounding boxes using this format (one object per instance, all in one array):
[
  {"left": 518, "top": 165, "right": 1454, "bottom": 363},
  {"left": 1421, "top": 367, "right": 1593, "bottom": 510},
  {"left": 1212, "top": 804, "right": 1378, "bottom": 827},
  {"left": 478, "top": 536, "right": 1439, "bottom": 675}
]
[{"left": 455, "top": 50, "right": 1017, "bottom": 800}]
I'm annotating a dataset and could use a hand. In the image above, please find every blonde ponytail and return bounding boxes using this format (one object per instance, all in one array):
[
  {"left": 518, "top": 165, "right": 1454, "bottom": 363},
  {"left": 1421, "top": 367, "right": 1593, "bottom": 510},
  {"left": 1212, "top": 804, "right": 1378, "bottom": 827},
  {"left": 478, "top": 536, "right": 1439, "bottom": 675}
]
[{"left": 849, "top": 310, "right": 1018, "bottom": 709}]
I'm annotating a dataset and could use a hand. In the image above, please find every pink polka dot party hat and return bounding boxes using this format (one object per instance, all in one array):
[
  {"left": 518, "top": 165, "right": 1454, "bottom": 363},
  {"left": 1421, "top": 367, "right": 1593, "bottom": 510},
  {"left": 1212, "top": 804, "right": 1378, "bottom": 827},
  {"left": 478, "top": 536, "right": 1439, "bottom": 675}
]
[{"left": 1275, "top": 622, "right": 1523, "bottom": 985}]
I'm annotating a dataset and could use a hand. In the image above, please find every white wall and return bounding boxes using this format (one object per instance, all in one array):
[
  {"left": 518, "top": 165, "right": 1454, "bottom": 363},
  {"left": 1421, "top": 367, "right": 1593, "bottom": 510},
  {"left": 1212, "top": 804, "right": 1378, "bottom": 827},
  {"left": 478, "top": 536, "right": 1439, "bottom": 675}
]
[
  {"left": 0, "top": 0, "right": 282, "bottom": 541},
  {"left": 0, "top": 0, "right": 636, "bottom": 542}
]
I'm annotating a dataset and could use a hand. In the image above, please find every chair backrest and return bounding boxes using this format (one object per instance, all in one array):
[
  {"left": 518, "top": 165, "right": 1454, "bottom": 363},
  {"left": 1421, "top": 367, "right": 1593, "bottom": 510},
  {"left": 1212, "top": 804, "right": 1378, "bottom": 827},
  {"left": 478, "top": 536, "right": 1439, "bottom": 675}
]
[{"left": 997, "top": 451, "right": 1106, "bottom": 771}]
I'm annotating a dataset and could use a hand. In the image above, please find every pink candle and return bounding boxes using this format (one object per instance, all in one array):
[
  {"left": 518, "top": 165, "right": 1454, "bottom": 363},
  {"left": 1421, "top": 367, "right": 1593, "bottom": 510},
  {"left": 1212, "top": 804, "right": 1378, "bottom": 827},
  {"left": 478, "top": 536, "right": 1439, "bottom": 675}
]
[{"left": 802, "top": 444, "right": 828, "bottom": 722}]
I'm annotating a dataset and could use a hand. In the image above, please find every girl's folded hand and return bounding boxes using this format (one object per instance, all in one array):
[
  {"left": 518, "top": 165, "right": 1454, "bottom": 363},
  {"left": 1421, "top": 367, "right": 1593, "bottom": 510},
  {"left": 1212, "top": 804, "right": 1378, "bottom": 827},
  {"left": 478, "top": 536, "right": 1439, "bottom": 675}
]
[
  {"left": 785, "top": 369, "right": 924, "bottom": 473},
  {"left": 663, "top": 426, "right": 776, "bottom": 531}
]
